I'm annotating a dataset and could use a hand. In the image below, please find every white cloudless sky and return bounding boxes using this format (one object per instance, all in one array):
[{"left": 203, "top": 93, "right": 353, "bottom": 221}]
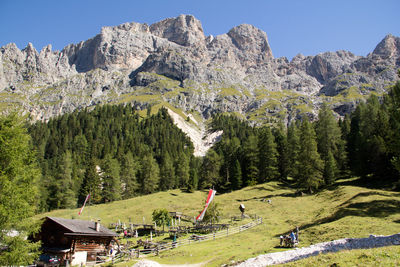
[{"left": 0, "top": 0, "right": 399, "bottom": 60}]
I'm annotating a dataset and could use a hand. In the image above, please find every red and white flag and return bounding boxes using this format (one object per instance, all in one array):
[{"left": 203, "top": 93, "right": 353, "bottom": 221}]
[
  {"left": 78, "top": 194, "right": 90, "bottom": 215},
  {"left": 196, "top": 189, "right": 216, "bottom": 221}
]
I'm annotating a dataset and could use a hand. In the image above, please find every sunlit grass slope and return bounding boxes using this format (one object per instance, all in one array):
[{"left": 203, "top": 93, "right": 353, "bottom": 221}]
[{"left": 37, "top": 178, "right": 400, "bottom": 266}]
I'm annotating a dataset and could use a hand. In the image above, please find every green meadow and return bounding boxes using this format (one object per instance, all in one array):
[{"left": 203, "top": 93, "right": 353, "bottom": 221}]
[{"left": 37, "top": 178, "right": 400, "bottom": 266}]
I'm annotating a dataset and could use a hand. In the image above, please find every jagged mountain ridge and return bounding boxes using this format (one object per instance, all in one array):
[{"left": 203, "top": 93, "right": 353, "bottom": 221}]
[{"left": 1, "top": 14, "right": 399, "bottom": 124}]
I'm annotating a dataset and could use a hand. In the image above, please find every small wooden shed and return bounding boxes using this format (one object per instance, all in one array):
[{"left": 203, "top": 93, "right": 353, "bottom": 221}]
[{"left": 35, "top": 217, "right": 118, "bottom": 265}]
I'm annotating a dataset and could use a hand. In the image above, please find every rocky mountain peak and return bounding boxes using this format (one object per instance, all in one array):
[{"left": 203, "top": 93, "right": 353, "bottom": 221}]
[
  {"left": 372, "top": 34, "right": 400, "bottom": 58},
  {"left": 150, "top": 14, "right": 205, "bottom": 47},
  {"left": 0, "top": 15, "right": 399, "bottom": 125},
  {"left": 227, "top": 24, "right": 273, "bottom": 59}
]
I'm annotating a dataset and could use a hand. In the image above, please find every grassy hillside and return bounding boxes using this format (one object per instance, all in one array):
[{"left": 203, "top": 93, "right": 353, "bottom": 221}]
[{"left": 37, "top": 178, "right": 400, "bottom": 266}]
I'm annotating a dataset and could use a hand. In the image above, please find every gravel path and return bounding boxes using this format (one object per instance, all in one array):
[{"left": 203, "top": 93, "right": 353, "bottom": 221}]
[
  {"left": 133, "top": 259, "right": 205, "bottom": 267},
  {"left": 235, "top": 233, "right": 400, "bottom": 266}
]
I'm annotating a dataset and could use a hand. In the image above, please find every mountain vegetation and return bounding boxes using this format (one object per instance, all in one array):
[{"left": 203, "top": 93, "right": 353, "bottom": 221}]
[
  {"left": 0, "top": 114, "right": 40, "bottom": 265},
  {"left": 1, "top": 15, "right": 399, "bottom": 264},
  {"left": 24, "top": 75, "right": 400, "bottom": 213}
]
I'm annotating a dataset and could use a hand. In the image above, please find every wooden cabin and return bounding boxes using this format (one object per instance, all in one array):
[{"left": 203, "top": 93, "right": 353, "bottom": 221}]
[{"left": 35, "top": 217, "right": 118, "bottom": 265}]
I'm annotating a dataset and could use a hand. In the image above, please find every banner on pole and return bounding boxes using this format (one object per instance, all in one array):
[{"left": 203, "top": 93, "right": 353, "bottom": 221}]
[
  {"left": 78, "top": 194, "right": 90, "bottom": 215},
  {"left": 196, "top": 189, "right": 216, "bottom": 221}
]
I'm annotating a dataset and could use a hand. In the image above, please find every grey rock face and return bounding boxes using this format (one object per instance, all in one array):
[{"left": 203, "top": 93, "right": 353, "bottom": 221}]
[
  {"left": 0, "top": 16, "right": 399, "bottom": 123},
  {"left": 150, "top": 15, "right": 205, "bottom": 47},
  {"left": 306, "top": 51, "right": 359, "bottom": 83}
]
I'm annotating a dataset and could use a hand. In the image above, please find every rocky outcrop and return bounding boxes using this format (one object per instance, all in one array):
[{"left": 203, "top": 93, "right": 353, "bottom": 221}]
[
  {"left": 150, "top": 15, "right": 206, "bottom": 47},
  {"left": 0, "top": 15, "right": 399, "bottom": 124}
]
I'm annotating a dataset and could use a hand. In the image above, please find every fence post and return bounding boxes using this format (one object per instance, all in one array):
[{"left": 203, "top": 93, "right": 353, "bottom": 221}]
[{"left": 213, "top": 232, "right": 215, "bottom": 240}]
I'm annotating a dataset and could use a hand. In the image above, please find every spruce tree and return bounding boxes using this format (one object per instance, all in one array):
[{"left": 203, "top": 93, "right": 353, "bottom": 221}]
[
  {"left": 175, "top": 152, "right": 190, "bottom": 188},
  {"left": 101, "top": 154, "right": 121, "bottom": 202},
  {"left": 139, "top": 153, "right": 160, "bottom": 194},
  {"left": 273, "top": 124, "right": 290, "bottom": 181},
  {"left": 242, "top": 135, "right": 259, "bottom": 186},
  {"left": 386, "top": 80, "right": 400, "bottom": 180},
  {"left": 315, "top": 103, "right": 343, "bottom": 184},
  {"left": 231, "top": 159, "right": 243, "bottom": 190},
  {"left": 159, "top": 151, "right": 175, "bottom": 191},
  {"left": 188, "top": 156, "right": 200, "bottom": 192},
  {"left": 258, "top": 127, "right": 279, "bottom": 182},
  {"left": 200, "top": 149, "right": 221, "bottom": 189},
  {"left": 287, "top": 122, "right": 300, "bottom": 179},
  {"left": 296, "top": 119, "right": 323, "bottom": 192},
  {"left": 120, "top": 152, "right": 139, "bottom": 199},
  {"left": 0, "top": 114, "right": 41, "bottom": 265},
  {"left": 79, "top": 158, "right": 102, "bottom": 204}
]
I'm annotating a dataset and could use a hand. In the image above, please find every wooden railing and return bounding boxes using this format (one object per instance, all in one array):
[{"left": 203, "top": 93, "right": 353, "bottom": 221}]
[{"left": 117, "top": 216, "right": 263, "bottom": 260}]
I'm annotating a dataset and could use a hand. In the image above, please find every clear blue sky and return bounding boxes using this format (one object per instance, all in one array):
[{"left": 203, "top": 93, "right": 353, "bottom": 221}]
[{"left": 0, "top": 0, "right": 399, "bottom": 60}]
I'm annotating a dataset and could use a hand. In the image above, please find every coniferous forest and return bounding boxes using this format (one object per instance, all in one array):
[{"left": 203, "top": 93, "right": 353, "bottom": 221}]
[{"left": 27, "top": 79, "right": 400, "bottom": 212}]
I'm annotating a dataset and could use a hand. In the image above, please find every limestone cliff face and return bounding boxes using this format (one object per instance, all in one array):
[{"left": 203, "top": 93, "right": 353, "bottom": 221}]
[{"left": 0, "top": 15, "right": 399, "bottom": 123}]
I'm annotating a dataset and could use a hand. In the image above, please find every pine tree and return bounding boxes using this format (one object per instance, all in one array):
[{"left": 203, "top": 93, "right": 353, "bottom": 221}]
[
  {"left": 175, "top": 152, "right": 190, "bottom": 188},
  {"left": 120, "top": 152, "right": 139, "bottom": 199},
  {"left": 296, "top": 119, "right": 323, "bottom": 192},
  {"left": 159, "top": 152, "right": 176, "bottom": 190},
  {"left": 0, "top": 114, "right": 41, "bottom": 265},
  {"left": 258, "top": 127, "right": 279, "bottom": 182},
  {"left": 188, "top": 156, "right": 200, "bottom": 192},
  {"left": 231, "top": 159, "right": 243, "bottom": 190},
  {"left": 273, "top": 124, "right": 290, "bottom": 181},
  {"left": 200, "top": 149, "right": 222, "bottom": 189},
  {"left": 242, "top": 135, "right": 259, "bottom": 186},
  {"left": 347, "top": 103, "right": 366, "bottom": 177},
  {"left": 323, "top": 150, "right": 337, "bottom": 185},
  {"left": 101, "top": 154, "right": 121, "bottom": 202},
  {"left": 386, "top": 79, "right": 400, "bottom": 180},
  {"left": 79, "top": 158, "right": 102, "bottom": 204},
  {"left": 139, "top": 153, "right": 160, "bottom": 194},
  {"left": 315, "top": 103, "right": 344, "bottom": 185},
  {"left": 287, "top": 122, "right": 300, "bottom": 179}
]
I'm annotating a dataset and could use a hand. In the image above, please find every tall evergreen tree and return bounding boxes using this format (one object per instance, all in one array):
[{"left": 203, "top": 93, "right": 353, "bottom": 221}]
[
  {"left": 296, "top": 119, "right": 323, "bottom": 192},
  {"left": 200, "top": 149, "right": 221, "bottom": 189},
  {"left": 0, "top": 114, "right": 40, "bottom": 265},
  {"left": 159, "top": 151, "right": 175, "bottom": 191},
  {"left": 242, "top": 135, "right": 259, "bottom": 186},
  {"left": 188, "top": 156, "right": 200, "bottom": 192},
  {"left": 273, "top": 124, "right": 290, "bottom": 181},
  {"left": 347, "top": 103, "right": 366, "bottom": 177},
  {"left": 175, "top": 152, "right": 190, "bottom": 188},
  {"left": 386, "top": 79, "right": 400, "bottom": 181},
  {"left": 120, "top": 152, "right": 139, "bottom": 199},
  {"left": 139, "top": 153, "right": 160, "bottom": 194},
  {"left": 315, "top": 103, "right": 344, "bottom": 184},
  {"left": 79, "top": 158, "right": 102, "bottom": 204},
  {"left": 101, "top": 154, "right": 121, "bottom": 202},
  {"left": 258, "top": 127, "right": 279, "bottom": 182},
  {"left": 230, "top": 159, "right": 243, "bottom": 190},
  {"left": 287, "top": 122, "right": 300, "bottom": 179}
]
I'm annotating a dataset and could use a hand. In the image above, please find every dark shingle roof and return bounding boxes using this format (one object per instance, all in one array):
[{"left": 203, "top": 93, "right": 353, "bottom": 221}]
[{"left": 47, "top": 217, "right": 117, "bottom": 237}]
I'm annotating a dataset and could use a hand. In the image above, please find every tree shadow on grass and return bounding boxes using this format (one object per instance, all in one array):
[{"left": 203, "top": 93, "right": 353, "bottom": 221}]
[
  {"left": 276, "top": 199, "right": 400, "bottom": 237},
  {"left": 236, "top": 191, "right": 299, "bottom": 202},
  {"left": 337, "top": 191, "right": 399, "bottom": 207}
]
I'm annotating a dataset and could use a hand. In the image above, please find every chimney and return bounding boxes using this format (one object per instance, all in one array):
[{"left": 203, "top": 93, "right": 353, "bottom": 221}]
[{"left": 95, "top": 220, "right": 101, "bottom": 232}]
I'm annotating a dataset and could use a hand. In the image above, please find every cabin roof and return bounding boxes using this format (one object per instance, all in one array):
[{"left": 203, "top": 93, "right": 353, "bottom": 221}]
[{"left": 46, "top": 217, "right": 118, "bottom": 237}]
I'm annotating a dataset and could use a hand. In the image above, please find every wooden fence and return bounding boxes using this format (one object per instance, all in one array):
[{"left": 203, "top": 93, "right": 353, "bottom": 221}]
[{"left": 114, "top": 216, "right": 263, "bottom": 261}]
